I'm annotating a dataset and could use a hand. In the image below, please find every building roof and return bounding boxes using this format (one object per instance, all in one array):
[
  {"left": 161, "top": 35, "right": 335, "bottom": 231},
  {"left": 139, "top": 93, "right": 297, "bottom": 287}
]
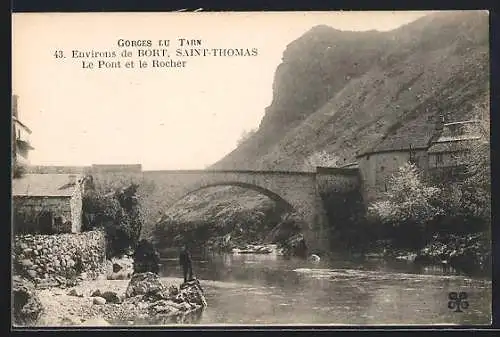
[
  {"left": 12, "top": 173, "right": 82, "bottom": 197},
  {"left": 427, "top": 138, "right": 481, "bottom": 154},
  {"left": 91, "top": 164, "right": 142, "bottom": 172},
  {"left": 339, "top": 162, "right": 359, "bottom": 169},
  {"left": 357, "top": 116, "right": 486, "bottom": 158},
  {"left": 358, "top": 121, "right": 437, "bottom": 157},
  {"left": 443, "top": 120, "right": 482, "bottom": 127},
  {"left": 26, "top": 165, "right": 89, "bottom": 174},
  {"left": 433, "top": 135, "right": 481, "bottom": 143}
]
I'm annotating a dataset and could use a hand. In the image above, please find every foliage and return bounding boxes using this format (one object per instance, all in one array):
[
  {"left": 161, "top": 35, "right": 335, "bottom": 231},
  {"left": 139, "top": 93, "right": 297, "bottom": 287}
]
[
  {"left": 461, "top": 100, "right": 491, "bottom": 223},
  {"left": 429, "top": 99, "right": 491, "bottom": 233},
  {"left": 237, "top": 128, "right": 257, "bottom": 146},
  {"left": 82, "top": 176, "right": 144, "bottom": 258},
  {"left": 418, "top": 232, "right": 491, "bottom": 275},
  {"left": 368, "top": 162, "right": 442, "bottom": 229},
  {"left": 367, "top": 152, "right": 490, "bottom": 258}
]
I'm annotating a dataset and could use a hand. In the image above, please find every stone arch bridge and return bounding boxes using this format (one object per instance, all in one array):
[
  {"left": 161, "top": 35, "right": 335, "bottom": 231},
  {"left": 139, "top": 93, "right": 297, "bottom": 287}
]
[{"left": 94, "top": 167, "right": 360, "bottom": 253}]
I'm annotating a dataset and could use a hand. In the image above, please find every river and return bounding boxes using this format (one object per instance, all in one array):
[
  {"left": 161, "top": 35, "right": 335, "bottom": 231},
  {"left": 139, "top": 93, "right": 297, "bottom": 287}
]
[{"left": 158, "top": 252, "right": 491, "bottom": 325}]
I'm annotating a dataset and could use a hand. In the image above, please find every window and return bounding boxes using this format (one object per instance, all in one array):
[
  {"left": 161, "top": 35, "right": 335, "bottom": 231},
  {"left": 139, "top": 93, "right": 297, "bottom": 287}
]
[
  {"left": 380, "top": 166, "right": 385, "bottom": 172},
  {"left": 436, "top": 154, "right": 443, "bottom": 164}
]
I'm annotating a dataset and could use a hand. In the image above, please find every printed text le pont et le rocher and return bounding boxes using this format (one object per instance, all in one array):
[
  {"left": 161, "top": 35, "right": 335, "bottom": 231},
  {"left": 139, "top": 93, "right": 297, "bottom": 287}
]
[{"left": 53, "top": 38, "right": 259, "bottom": 70}]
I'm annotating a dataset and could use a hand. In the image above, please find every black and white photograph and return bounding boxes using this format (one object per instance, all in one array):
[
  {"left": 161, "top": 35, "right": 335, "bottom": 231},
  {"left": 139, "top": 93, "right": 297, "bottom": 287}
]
[{"left": 11, "top": 10, "right": 491, "bottom": 327}]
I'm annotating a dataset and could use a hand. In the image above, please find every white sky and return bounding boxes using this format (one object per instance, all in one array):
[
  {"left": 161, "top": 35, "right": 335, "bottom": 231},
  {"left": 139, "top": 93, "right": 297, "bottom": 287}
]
[{"left": 12, "top": 11, "right": 432, "bottom": 170}]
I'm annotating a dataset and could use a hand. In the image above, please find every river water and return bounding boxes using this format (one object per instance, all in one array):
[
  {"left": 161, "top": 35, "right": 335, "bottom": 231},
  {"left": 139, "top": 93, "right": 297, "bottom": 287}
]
[{"left": 158, "top": 252, "right": 491, "bottom": 326}]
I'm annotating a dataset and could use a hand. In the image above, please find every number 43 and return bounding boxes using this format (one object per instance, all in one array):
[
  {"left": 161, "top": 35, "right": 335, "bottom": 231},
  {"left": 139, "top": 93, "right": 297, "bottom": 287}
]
[{"left": 54, "top": 50, "right": 64, "bottom": 58}]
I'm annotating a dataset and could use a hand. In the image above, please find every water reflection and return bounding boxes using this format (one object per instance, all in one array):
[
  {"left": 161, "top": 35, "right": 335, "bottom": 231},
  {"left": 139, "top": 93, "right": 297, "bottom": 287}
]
[{"left": 157, "top": 252, "right": 491, "bottom": 325}]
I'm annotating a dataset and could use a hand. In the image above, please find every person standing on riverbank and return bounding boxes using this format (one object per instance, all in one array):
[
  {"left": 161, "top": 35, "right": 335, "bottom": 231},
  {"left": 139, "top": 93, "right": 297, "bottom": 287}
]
[{"left": 179, "top": 244, "right": 193, "bottom": 283}]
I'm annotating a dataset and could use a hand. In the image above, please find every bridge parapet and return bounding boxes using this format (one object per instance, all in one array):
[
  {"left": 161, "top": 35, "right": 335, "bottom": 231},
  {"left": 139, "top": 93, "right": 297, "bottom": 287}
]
[{"left": 315, "top": 166, "right": 361, "bottom": 194}]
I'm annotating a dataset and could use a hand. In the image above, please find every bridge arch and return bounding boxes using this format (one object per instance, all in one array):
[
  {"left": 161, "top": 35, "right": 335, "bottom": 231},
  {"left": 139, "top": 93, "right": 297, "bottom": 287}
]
[
  {"left": 138, "top": 169, "right": 331, "bottom": 253},
  {"left": 164, "top": 181, "right": 295, "bottom": 215}
]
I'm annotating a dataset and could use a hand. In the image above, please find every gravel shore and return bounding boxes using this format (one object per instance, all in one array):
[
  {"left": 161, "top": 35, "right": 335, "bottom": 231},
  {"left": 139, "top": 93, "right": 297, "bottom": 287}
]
[{"left": 35, "top": 277, "right": 187, "bottom": 326}]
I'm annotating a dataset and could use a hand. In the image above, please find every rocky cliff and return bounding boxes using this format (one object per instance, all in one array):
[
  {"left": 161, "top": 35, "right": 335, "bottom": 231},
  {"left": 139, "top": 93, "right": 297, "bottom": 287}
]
[{"left": 212, "top": 11, "right": 489, "bottom": 170}]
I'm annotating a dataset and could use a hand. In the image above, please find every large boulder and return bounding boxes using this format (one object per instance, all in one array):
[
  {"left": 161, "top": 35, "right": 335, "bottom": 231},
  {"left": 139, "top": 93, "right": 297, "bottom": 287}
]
[
  {"left": 101, "top": 291, "right": 122, "bottom": 304},
  {"left": 125, "top": 272, "right": 165, "bottom": 298},
  {"left": 12, "top": 276, "right": 44, "bottom": 326},
  {"left": 179, "top": 279, "right": 207, "bottom": 308},
  {"left": 142, "top": 280, "right": 207, "bottom": 325}
]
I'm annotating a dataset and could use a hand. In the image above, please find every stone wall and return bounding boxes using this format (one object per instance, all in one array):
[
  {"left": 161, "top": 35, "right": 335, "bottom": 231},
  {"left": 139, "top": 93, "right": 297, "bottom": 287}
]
[
  {"left": 13, "top": 230, "right": 106, "bottom": 285},
  {"left": 358, "top": 150, "right": 421, "bottom": 202},
  {"left": 315, "top": 167, "right": 360, "bottom": 194}
]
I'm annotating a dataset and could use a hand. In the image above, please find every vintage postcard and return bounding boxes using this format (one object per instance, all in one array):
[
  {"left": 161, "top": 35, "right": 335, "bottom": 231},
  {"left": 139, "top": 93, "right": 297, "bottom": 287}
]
[{"left": 11, "top": 10, "right": 491, "bottom": 327}]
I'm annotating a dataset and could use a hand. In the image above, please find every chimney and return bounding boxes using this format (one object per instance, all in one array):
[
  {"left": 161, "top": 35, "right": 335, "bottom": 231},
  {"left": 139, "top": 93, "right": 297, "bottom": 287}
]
[{"left": 435, "top": 113, "right": 444, "bottom": 131}]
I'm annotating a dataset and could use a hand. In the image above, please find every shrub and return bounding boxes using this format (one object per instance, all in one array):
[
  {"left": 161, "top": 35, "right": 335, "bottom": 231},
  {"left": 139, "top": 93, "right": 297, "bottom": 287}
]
[
  {"left": 237, "top": 128, "right": 257, "bottom": 146},
  {"left": 368, "top": 162, "right": 442, "bottom": 227},
  {"left": 82, "top": 177, "right": 143, "bottom": 258},
  {"left": 368, "top": 162, "right": 443, "bottom": 248}
]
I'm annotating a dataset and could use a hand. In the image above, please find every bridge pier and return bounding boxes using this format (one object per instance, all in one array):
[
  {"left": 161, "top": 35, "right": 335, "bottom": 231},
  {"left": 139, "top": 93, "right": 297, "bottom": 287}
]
[{"left": 302, "top": 193, "right": 330, "bottom": 255}]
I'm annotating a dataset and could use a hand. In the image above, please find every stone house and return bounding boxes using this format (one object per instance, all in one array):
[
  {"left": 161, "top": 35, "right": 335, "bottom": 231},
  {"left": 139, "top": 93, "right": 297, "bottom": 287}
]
[
  {"left": 12, "top": 174, "right": 85, "bottom": 234},
  {"left": 356, "top": 115, "right": 485, "bottom": 201},
  {"left": 427, "top": 120, "right": 483, "bottom": 170},
  {"left": 356, "top": 115, "right": 440, "bottom": 201}
]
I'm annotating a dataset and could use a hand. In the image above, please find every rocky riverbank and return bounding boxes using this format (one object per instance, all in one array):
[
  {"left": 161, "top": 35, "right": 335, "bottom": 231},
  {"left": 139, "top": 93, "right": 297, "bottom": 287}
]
[
  {"left": 19, "top": 274, "right": 207, "bottom": 327},
  {"left": 359, "top": 232, "right": 491, "bottom": 277}
]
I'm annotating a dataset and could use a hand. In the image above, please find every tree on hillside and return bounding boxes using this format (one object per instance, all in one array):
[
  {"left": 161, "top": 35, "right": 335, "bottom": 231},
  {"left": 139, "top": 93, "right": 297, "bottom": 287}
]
[{"left": 237, "top": 128, "right": 257, "bottom": 146}]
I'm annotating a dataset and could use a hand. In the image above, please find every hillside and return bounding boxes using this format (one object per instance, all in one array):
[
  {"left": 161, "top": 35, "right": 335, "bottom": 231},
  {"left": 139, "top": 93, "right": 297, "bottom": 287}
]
[
  {"left": 152, "top": 11, "right": 489, "bottom": 247},
  {"left": 212, "top": 11, "right": 489, "bottom": 170}
]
